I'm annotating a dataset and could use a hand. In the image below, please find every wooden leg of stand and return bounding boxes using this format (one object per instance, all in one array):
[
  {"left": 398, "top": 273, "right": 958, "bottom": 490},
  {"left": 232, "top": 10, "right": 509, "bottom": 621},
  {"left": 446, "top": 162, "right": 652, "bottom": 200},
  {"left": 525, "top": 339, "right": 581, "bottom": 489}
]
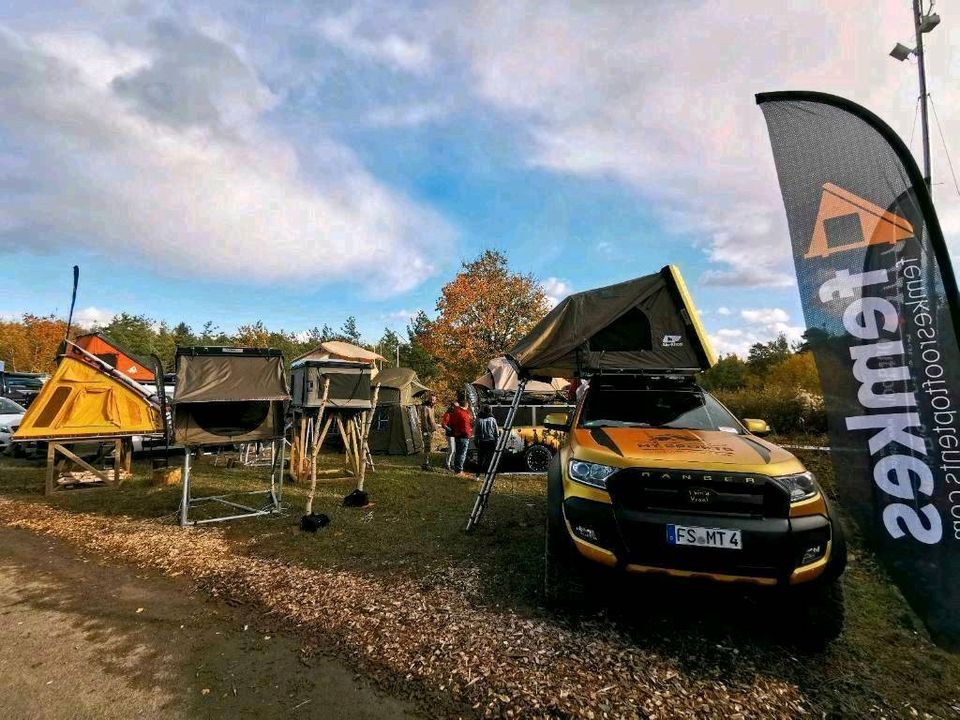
[{"left": 45, "top": 442, "right": 56, "bottom": 496}]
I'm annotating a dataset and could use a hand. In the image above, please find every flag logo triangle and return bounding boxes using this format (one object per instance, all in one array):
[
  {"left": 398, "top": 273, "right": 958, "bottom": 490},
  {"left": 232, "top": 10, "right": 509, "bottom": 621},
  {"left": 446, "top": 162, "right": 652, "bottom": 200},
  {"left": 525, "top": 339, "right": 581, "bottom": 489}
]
[{"left": 805, "top": 182, "right": 914, "bottom": 259}]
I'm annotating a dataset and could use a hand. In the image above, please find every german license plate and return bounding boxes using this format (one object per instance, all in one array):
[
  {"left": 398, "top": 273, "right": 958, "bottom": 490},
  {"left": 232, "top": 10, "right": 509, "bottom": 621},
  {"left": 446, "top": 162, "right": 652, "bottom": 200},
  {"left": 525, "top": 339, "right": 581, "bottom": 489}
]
[{"left": 667, "top": 524, "right": 742, "bottom": 550}]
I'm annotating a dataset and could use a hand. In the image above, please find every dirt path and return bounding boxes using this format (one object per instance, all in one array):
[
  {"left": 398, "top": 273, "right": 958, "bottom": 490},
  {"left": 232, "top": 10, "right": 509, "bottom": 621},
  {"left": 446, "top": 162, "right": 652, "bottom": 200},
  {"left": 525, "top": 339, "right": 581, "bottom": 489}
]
[{"left": 0, "top": 527, "right": 420, "bottom": 720}]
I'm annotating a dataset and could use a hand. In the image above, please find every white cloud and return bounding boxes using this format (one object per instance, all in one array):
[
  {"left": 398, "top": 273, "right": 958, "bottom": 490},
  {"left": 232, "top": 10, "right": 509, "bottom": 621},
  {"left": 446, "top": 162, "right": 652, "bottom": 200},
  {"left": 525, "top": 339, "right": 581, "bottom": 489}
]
[
  {"left": 318, "top": 10, "right": 432, "bottom": 75},
  {"left": 541, "top": 276, "right": 572, "bottom": 307},
  {"left": 457, "top": 0, "right": 958, "bottom": 286},
  {"left": 0, "top": 23, "right": 452, "bottom": 296},
  {"left": 73, "top": 306, "right": 115, "bottom": 328},
  {"left": 716, "top": 306, "right": 732, "bottom": 316},
  {"left": 740, "top": 308, "right": 790, "bottom": 325}
]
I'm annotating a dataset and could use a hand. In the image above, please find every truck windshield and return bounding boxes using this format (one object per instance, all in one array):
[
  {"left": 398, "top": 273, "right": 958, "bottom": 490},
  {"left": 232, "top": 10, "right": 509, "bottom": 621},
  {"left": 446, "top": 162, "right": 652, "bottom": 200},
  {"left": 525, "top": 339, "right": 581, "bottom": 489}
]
[{"left": 578, "top": 388, "right": 743, "bottom": 433}]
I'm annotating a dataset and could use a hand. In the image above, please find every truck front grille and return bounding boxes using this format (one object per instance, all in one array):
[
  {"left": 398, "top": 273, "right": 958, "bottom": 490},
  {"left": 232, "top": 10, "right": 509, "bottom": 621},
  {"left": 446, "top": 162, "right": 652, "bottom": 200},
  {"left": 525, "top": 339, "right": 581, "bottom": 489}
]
[{"left": 607, "top": 468, "right": 789, "bottom": 519}]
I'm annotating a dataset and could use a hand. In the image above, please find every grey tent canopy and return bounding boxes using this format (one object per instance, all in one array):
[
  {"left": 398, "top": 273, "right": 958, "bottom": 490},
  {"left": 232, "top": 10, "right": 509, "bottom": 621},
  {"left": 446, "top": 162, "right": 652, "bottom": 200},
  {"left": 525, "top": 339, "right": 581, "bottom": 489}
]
[
  {"left": 473, "top": 356, "right": 569, "bottom": 398},
  {"left": 508, "top": 265, "right": 716, "bottom": 378},
  {"left": 173, "top": 347, "right": 289, "bottom": 446},
  {"left": 368, "top": 366, "right": 431, "bottom": 455}
]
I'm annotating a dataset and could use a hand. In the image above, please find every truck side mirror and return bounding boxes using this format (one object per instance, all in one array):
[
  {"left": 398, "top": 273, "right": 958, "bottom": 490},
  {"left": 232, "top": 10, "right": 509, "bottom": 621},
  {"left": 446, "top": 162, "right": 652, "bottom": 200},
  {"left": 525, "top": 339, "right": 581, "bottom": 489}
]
[
  {"left": 743, "top": 418, "right": 771, "bottom": 436},
  {"left": 543, "top": 413, "right": 570, "bottom": 431}
]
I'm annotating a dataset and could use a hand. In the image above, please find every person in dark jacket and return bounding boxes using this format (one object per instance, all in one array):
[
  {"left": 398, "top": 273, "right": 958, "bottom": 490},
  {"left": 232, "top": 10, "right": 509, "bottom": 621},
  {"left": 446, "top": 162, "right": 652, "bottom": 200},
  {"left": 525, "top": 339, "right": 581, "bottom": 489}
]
[
  {"left": 474, "top": 404, "right": 499, "bottom": 479},
  {"left": 418, "top": 394, "right": 438, "bottom": 470},
  {"left": 449, "top": 391, "right": 473, "bottom": 477}
]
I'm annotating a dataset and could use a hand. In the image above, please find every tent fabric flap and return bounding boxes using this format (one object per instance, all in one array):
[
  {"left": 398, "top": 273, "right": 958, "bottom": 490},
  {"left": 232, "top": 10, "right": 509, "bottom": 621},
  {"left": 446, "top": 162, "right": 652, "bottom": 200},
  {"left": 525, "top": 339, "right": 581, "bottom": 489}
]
[
  {"left": 508, "top": 265, "right": 716, "bottom": 377},
  {"left": 473, "top": 356, "right": 569, "bottom": 396},
  {"left": 13, "top": 356, "right": 163, "bottom": 441},
  {"left": 174, "top": 351, "right": 289, "bottom": 403}
]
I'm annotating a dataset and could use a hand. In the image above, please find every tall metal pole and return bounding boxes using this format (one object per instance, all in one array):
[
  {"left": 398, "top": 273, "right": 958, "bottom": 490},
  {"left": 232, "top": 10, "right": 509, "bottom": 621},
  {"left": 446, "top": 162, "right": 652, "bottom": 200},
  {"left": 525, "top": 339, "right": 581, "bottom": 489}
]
[{"left": 913, "top": 0, "right": 932, "bottom": 189}]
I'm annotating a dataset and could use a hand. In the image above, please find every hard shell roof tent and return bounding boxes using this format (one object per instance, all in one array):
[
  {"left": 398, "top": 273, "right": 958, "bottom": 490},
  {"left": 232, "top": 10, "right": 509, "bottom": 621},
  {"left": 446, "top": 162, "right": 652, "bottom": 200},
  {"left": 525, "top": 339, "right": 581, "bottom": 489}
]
[
  {"left": 292, "top": 341, "right": 385, "bottom": 368},
  {"left": 290, "top": 359, "right": 373, "bottom": 411},
  {"left": 72, "top": 332, "right": 156, "bottom": 383},
  {"left": 507, "top": 265, "right": 716, "bottom": 379},
  {"left": 466, "top": 265, "right": 716, "bottom": 531},
  {"left": 368, "top": 367, "right": 431, "bottom": 456}
]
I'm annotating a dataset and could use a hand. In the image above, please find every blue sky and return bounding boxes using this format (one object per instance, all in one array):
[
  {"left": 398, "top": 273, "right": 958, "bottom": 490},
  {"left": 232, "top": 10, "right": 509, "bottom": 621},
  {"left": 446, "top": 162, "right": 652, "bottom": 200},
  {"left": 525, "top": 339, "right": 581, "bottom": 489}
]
[{"left": 1, "top": 0, "right": 957, "bottom": 355}]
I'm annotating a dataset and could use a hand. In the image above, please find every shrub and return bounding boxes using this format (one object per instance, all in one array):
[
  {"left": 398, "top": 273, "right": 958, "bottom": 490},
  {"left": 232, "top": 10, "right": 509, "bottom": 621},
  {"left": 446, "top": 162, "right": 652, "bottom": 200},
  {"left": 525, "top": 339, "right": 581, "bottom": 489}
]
[{"left": 714, "top": 387, "right": 827, "bottom": 436}]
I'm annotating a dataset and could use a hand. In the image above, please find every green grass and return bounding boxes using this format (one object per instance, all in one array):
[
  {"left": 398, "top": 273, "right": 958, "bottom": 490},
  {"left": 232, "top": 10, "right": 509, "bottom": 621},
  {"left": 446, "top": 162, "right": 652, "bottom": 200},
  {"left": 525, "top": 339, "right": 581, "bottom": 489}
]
[{"left": 1, "top": 447, "right": 958, "bottom": 717}]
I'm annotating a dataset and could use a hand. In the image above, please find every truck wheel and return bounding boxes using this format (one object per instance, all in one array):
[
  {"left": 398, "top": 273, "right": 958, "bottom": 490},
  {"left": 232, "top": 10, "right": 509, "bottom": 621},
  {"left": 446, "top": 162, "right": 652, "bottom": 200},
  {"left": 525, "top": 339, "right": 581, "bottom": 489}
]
[
  {"left": 525, "top": 444, "right": 553, "bottom": 472},
  {"left": 791, "top": 579, "right": 845, "bottom": 648},
  {"left": 544, "top": 455, "right": 589, "bottom": 606}
]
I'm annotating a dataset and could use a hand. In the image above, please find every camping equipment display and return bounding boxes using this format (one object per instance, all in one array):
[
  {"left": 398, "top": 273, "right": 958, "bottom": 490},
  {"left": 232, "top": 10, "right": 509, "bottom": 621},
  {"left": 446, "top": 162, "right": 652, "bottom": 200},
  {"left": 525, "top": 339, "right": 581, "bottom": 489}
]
[
  {"left": 368, "top": 366, "right": 431, "bottom": 455},
  {"left": 13, "top": 340, "right": 165, "bottom": 494},
  {"left": 466, "top": 265, "right": 715, "bottom": 530},
  {"left": 758, "top": 91, "right": 960, "bottom": 649},
  {"left": 173, "top": 346, "right": 289, "bottom": 526},
  {"left": 288, "top": 357, "right": 380, "bottom": 519},
  {"left": 72, "top": 332, "right": 156, "bottom": 382},
  {"left": 473, "top": 356, "right": 569, "bottom": 401}
]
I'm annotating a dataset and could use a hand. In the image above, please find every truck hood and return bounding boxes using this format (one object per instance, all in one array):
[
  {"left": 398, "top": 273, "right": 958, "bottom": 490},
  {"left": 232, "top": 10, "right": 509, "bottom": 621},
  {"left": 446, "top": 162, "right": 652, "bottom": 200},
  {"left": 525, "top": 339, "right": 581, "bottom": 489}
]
[{"left": 571, "top": 427, "right": 803, "bottom": 474}]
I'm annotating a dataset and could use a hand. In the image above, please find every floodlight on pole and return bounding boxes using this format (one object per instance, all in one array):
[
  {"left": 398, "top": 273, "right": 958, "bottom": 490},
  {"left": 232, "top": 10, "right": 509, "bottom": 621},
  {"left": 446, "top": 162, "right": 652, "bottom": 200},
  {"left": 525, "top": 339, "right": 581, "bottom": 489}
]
[{"left": 890, "top": 0, "right": 940, "bottom": 189}]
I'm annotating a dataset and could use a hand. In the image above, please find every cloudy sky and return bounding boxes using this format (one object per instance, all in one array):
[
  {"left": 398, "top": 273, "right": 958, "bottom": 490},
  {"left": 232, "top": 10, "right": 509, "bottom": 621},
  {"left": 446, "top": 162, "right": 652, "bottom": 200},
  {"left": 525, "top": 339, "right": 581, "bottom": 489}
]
[{"left": 1, "top": 0, "right": 957, "bottom": 355}]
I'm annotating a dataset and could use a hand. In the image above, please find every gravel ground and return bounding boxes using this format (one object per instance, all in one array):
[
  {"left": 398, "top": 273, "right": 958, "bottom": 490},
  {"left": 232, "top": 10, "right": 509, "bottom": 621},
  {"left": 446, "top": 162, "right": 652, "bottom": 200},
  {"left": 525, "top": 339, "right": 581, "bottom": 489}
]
[{"left": 0, "top": 497, "right": 809, "bottom": 719}]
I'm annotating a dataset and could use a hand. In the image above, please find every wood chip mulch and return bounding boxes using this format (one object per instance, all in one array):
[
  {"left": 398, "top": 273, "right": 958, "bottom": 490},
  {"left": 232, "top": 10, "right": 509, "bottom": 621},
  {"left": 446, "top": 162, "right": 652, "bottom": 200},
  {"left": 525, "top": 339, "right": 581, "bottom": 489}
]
[{"left": 0, "top": 499, "right": 809, "bottom": 719}]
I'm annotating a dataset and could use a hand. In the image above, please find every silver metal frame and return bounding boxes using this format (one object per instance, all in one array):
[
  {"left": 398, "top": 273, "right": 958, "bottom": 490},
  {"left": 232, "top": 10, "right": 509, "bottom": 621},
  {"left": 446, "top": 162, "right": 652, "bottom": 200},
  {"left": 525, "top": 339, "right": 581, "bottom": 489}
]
[{"left": 179, "top": 440, "right": 285, "bottom": 526}]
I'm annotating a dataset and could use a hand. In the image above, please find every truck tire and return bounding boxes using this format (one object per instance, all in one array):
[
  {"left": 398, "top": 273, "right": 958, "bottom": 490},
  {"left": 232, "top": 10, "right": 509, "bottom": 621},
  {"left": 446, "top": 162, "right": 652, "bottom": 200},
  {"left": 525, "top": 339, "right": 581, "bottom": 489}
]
[
  {"left": 524, "top": 443, "right": 553, "bottom": 472},
  {"left": 544, "top": 455, "right": 589, "bottom": 606}
]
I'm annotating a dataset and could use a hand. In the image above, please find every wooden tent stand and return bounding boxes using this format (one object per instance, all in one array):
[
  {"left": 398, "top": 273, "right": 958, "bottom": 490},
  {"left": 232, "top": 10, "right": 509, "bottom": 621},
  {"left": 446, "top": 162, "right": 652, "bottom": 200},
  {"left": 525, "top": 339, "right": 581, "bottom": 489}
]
[
  {"left": 303, "top": 384, "right": 379, "bottom": 515},
  {"left": 44, "top": 438, "right": 133, "bottom": 495}
]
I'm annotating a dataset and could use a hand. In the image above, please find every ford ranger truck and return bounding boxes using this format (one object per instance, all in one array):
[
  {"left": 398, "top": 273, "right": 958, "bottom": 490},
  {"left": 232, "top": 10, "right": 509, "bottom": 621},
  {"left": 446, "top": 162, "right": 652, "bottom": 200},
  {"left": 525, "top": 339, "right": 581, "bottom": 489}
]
[{"left": 543, "top": 373, "right": 847, "bottom": 642}]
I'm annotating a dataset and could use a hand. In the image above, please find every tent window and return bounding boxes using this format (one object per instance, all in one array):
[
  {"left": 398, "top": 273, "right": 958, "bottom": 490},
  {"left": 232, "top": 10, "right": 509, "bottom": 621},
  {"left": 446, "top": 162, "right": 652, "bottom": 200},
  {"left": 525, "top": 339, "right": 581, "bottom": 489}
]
[
  {"left": 375, "top": 406, "right": 390, "bottom": 431},
  {"left": 588, "top": 307, "right": 652, "bottom": 352},
  {"left": 96, "top": 353, "right": 119, "bottom": 368},
  {"left": 35, "top": 386, "right": 71, "bottom": 427}
]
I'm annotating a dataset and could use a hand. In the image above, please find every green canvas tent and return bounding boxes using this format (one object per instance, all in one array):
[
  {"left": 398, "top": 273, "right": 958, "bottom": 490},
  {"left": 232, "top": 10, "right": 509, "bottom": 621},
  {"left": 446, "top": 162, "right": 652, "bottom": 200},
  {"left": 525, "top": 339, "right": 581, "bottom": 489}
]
[{"left": 368, "top": 367, "right": 431, "bottom": 455}]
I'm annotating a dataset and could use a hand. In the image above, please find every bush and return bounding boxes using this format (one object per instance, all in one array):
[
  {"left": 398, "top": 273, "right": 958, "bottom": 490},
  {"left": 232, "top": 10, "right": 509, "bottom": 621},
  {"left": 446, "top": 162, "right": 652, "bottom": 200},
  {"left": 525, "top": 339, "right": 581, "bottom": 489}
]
[{"left": 714, "top": 387, "right": 827, "bottom": 436}]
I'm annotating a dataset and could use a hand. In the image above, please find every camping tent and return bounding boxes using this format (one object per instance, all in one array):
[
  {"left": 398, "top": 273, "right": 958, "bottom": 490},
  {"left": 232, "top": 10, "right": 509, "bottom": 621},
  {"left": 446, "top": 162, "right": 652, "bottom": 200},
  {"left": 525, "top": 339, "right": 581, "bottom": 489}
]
[
  {"left": 290, "top": 360, "right": 373, "bottom": 410},
  {"left": 508, "top": 265, "right": 716, "bottom": 377},
  {"left": 72, "top": 333, "right": 156, "bottom": 382},
  {"left": 473, "top": 356, "right": 569, "bottom": 399},
  {"left": 173, "top": 347, "right": 289, "bottom": 446},
  {"left": 293, "top": 341, "right": 384, "bottom": 367},
  {"left": 368, "top": 367, "right": 430, "bottom": 455},
  {"left": 13, "top": 355, "right": 163, "bottom": 441}
]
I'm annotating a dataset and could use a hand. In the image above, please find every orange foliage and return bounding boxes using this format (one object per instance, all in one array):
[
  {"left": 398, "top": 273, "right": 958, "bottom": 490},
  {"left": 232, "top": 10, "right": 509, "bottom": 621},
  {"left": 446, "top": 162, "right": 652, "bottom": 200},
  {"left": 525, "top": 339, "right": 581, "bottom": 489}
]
[
  {"left": 420, "top": 250, "right": 549, "bottom": 398},
  {"left": 0, "top": 314, "right": 70, "bottom": 374}
]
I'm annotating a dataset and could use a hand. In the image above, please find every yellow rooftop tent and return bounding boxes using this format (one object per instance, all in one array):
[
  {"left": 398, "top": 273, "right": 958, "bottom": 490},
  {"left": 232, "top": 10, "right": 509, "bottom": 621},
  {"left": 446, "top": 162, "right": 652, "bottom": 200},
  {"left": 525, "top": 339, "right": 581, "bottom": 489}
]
[{"left": 14, "top": 353, "right": 163, "bottom": 442}]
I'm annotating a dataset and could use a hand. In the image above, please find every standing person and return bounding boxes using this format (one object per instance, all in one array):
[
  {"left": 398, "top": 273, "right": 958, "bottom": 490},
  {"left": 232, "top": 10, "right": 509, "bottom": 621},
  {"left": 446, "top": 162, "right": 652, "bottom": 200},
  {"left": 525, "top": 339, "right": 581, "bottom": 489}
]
[
  {"left": 441, "top": 402, "right": 456, "bottom": 470},
  {"left": 474, "top": 404, "right": 499, "bottom": 480},
  {"left": 449, "top": 391, "right": 473, "bottom": 478},
  {"left": 418, "top": 394, "right": 438, "bottom": 470}
]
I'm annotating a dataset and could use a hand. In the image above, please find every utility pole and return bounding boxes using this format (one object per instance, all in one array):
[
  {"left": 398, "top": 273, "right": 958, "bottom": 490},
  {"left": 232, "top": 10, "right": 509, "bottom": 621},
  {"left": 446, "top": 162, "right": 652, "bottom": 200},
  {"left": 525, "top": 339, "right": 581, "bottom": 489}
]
[
  {"left": 891, "top": 1, "right": 940, "bottom": 190},
  {"left": 913, "top": 0, "right": 932, "bottom": 188}
]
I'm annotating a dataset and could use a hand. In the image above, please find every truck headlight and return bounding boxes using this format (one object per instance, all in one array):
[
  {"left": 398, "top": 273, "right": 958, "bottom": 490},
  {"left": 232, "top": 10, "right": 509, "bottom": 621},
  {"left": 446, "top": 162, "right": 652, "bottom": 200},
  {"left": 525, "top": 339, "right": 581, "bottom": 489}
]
[
  {"left": 773, "top": 471, "right": 819, "bottom": 503},
  {"left": 0, "top": 426, "right": 10, "bottom": 433},
  {"left": 568, "top": 460, "right": 616, "bottom": 489}
]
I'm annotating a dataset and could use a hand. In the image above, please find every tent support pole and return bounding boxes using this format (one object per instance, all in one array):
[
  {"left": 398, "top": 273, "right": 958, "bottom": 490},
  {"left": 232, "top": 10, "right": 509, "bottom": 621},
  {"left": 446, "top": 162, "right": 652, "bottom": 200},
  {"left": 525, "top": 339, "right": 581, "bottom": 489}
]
[
  {"left": 356, "top": 384, "right": 379, "bottom": 492},
  {"left": 180, "top": 448, "right": 192, "bottom": 527},
  {"left": 304, "top": 381, "right": 330, "bottom": 515},
  {"left": 466, "top": 378, "right": 527, "bottom": 531}
]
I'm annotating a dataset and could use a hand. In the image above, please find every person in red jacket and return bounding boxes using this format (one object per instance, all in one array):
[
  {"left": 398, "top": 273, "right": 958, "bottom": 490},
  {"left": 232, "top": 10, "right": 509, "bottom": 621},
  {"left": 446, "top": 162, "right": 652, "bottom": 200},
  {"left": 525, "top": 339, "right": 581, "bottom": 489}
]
[
  {"left": 449, "top": 391, "right": 473, "bottom": 477},
  {"left": 440, "top": 402, "right": 456, "bottom": 470}
]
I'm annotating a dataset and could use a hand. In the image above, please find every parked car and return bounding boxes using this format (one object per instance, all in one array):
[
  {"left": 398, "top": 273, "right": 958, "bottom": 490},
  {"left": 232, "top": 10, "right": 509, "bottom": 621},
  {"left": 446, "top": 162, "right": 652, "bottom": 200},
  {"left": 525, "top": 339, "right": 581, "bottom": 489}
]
[
  {"left": 0, "top": 397, "right": 26, "bottom": 454},
  {"left": 0, "top": 371, "right": 47, "bottom": 408},
  {"left": 542, "top": 373, "right": 847, "bottom": 644}
]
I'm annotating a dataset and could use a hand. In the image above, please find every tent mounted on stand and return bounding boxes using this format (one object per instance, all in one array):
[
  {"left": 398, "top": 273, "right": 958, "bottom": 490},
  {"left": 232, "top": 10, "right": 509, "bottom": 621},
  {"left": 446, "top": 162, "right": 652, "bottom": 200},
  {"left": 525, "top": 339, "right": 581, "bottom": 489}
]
[
  {"left": 465, "top": 265, "right": 716, "bottom": 530},
  {"left": 13, "top": 340, "right": 166, "bottom": 495},
  {"left": 292, "top": 341, "right": 385, "bottom": 370},
  {"left": 173, "top": 346, "right": 289, "bottom": 526},
  {"left": 72, "top": 333, "right": 156, "bottom": 383},
  {"left": 368, "top": 367, "right": 431, "bottom": 455},
  {"left": 287, "top": 358, "right": 380, "bottom": 523}
]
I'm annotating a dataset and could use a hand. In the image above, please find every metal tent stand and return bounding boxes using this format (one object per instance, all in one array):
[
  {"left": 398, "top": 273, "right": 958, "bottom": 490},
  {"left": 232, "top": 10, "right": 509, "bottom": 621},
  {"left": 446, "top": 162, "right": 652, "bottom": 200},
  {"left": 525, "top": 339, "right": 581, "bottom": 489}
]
[
  {"left": 179, "top": 440, "right": 285, "bottom": 526},
  {"left": 466, "top": 377, "right": 527, "bottom": 531}
]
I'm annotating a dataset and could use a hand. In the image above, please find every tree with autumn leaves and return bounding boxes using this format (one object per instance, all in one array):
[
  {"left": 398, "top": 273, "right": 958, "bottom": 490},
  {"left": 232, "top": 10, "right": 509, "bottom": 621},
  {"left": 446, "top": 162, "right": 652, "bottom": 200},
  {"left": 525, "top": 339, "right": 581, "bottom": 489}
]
[
  {"left": 0, "top": 315, "right": 69, "bottom": 374},
  {"left": 418, "top": 250, "right": 550, "bottom": 397}
]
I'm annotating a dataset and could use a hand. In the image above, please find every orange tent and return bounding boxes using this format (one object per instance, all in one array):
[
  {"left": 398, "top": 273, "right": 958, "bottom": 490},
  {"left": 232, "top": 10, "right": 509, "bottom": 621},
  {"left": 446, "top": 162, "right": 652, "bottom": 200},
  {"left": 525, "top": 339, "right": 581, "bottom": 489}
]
[{"left": 72, "top": 333, "right": 155, "bottom": 382}]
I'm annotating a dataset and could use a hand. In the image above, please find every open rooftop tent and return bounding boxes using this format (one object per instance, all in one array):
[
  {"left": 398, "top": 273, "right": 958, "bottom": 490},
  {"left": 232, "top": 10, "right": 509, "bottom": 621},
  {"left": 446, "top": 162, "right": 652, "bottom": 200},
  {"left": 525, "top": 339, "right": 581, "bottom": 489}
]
[
  {"left": 71, "top": 332, "right": 156, "bottom": 383},
  {"left": 173, "top": 346, "right": 290, "bottom": 527},
  {"left": 290, "top": 359, "right": 373, "bottom": 411},
  {"left": 507, "top": 265, "right": 716, "bottom": 379},
  {"left": 466, "top": 264, "right": 715, "bottom": 531},
  {"left": 368, "top": 366, "right": 431, "bottom": 456},
  {"left": 173, "top": 347, "right": 289, "bottom": 447},
  {"left": 13, "top": 351, "right": 163, "bottom": 443},
  {"left": 473, "top": 356, "right": 569, "bottom": 401},
  {"left": 292, "top": 340, "right": 385, "bottom": 369}
]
